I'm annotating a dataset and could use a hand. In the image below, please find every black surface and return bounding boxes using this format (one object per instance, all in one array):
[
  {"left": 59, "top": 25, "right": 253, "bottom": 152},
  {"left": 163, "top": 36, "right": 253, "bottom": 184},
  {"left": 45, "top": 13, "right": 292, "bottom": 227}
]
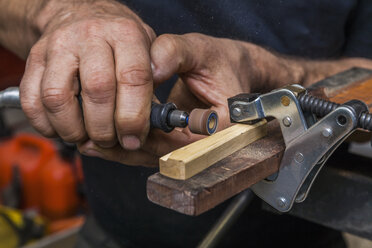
[
  {"left": 82, "top": 155, "right": 346, "bottom": 248},
  {"left": 289, "top": 144, "right": 372, "bottom": 240}
]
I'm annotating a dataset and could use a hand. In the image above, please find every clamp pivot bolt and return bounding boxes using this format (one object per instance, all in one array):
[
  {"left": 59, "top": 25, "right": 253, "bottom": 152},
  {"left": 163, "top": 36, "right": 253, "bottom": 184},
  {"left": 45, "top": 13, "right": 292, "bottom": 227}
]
[
  {"left": 282, "top": 116, "right": 292, "bottom": 127},
  {"left": 322, "top": 128, "right": 333, "bottom": 138},
  {"left": 232, "top": 107, "right": 242, "bottom": 117}
]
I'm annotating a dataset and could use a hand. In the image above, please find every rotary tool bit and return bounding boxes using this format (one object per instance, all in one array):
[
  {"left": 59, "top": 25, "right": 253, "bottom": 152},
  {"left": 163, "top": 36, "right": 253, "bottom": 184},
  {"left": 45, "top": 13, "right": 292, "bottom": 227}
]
[{"left": 150, "top": 102, "right": 218, "bottom": 135}]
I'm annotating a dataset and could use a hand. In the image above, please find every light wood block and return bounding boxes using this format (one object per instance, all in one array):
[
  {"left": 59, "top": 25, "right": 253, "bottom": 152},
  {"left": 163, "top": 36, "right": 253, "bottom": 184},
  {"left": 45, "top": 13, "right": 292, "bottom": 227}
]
[{"left": 159, "top": 120, "right": 267, "bottom": 180}]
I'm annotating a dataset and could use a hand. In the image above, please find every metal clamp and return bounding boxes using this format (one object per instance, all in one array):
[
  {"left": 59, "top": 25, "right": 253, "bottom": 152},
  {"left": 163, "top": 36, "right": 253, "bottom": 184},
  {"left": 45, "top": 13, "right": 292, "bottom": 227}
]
[{"left": 228, "top": 85, "right": 364, "bottom": 212}]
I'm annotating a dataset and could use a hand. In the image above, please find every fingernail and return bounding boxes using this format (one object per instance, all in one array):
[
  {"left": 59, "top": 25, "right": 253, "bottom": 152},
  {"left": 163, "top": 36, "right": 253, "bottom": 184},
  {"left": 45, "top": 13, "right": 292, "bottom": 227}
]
[
  {"left": 122, "top": 135, "right": 141, "bottom": 150},
  {"left": 83, "top": 149, "right": 104, "bottom": 158}
]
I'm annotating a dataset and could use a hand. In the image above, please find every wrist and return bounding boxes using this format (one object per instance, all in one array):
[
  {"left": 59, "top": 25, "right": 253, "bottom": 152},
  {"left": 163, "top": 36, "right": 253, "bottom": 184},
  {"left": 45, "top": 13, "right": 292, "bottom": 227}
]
[
  {"left": 239, "top": 42, "right": 305, "bottom": 92},
  {"left": 266, "top": 53, "right": 306, "bottom": 88},
  {"left": 31, "top": 0, "right": 64, "bottom": 34},
  {"left": 33, "top": 0, "right": 139, "bottom": 34}
]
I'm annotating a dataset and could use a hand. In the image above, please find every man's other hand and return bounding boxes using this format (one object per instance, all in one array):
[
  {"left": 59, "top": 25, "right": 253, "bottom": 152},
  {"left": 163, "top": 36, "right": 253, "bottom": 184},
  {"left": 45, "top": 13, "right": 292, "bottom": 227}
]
[{"left": 20, "top": 0, "right": 156, "bottom": 151}]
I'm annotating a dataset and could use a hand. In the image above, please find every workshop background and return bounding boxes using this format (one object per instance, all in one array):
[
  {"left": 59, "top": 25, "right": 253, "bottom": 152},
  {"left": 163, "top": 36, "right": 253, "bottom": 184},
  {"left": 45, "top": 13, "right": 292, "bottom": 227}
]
[
  {"left": 0, "top": 45, "right": 372, "bottom": 247},
  {"left": 0, "top": 46, "right": 85, "bottom": 248}
]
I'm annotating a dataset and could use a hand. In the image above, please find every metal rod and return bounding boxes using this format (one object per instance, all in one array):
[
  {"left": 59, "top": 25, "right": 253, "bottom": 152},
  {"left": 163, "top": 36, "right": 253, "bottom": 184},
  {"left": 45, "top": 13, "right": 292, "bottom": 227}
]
[
  {"left": 0, "top": 87, "right": 21, "bottom": 108},
  {"left": 197, "top": 189, "right": 255, "bottom": 248}
]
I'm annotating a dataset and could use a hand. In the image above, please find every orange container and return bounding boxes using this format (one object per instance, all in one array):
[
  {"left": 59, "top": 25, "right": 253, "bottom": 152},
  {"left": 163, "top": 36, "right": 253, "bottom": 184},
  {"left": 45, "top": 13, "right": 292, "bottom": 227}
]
[
  {"left": 0, "top": 134, "right": 83, "bottom": 220},
  {"left": 0, "top": 134, "right": 56, "bottom": 209}
]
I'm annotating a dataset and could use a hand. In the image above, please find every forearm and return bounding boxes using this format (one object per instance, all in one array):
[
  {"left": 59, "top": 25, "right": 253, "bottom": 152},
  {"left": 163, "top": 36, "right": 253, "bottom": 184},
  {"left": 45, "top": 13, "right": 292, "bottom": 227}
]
[
  {"left": 242, "top": 42, "right": 372, "bottom": 91},
  {"left": 296, "top": 57, "right": 372, "bottom": 86},
  {"left": 0, "top": 0, "right": 138, "bottom": 59},
  {"left": 274, "top": 54, "right": 372, "bottom": 87},
  {"left": 0, "top": 0, "right": 46, "bottom": 58}
]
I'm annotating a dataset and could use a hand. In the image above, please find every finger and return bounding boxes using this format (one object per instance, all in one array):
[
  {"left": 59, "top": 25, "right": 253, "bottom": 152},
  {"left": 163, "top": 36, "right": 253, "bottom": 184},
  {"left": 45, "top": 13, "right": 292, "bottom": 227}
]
[
  {"left": 143, "top": 23, "right": 157, "bottom": 43},
  {"left": 79, "top": 40, "right": 117, "bottom": 148},
  {"left": 167, "top": 78, "right": 208, "bottom": 113},
  {"left": 152, "top": 34, "right": 234, "bottom": 106},
  {"left": 41, "top": 49, "right": 86, "bottom": 143},
  {"left": 151, "top": 33, "right": 207, "bottom": 83},
  {"left": 78, "top": 140, "right": 158, "bottom": 167},
  {"left": 112, "top": 34, "right": 153, "bottom": 150},
  {"left": 20, "top": 42, "right": 56, "bottom": 137}
]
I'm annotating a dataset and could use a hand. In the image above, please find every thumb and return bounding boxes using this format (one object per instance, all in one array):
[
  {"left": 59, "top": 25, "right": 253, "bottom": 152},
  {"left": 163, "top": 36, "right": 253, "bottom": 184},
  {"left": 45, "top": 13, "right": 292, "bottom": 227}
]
[{"left": 151, "top": 33, "right": 207, "bottom": 83}]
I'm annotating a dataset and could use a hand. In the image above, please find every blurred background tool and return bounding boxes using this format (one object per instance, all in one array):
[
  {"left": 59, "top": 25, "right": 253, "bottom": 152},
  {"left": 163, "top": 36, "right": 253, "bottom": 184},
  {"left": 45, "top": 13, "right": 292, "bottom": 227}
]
[{"left": 0, "top": 206, "right": 45, "bottom": 248}]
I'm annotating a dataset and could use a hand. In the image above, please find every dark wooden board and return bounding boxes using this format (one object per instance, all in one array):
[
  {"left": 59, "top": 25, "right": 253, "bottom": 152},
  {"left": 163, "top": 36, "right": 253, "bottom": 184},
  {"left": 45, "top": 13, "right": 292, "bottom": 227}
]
[
  {"left": 147, "top": 122, "right": 284, "bottom": 215},
  {"left": 308, "top": 67, "right": 372, "bottom": 110}
]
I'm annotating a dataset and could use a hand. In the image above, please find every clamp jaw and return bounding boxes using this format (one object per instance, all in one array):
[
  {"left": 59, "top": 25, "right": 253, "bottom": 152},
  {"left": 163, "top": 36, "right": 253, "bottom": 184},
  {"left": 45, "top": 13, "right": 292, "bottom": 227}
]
[{"left": 228, "top": 85, "right": 370, "bottom": 212}]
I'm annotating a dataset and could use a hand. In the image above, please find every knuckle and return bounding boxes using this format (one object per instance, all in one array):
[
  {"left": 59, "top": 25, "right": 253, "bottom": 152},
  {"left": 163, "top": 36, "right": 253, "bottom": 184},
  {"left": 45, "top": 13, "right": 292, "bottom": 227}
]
[
  {"left": 41, "top": 88, "right": 72, "bottom": 113},
  {"left": 157, "top": 34, "right": 179, "bottom": 55},
  {"left": 28, "top": 45, "right": 45, "bottom": 65},
  {"left": 89, "top": 131, "right": 115, "bottom": 144},
  {"left": 120, "top": 19, "right": 142, "bottom": 34},
  {"left": 115, "top": 110, "right": 148, "bottom": 133},
  {"left": 113, "top": 19, "right": 147, "bottom": 42},
  {"left": 36, "top": 126, "right": 56, "bottom": 138},
  {"left": 19, "top": 98, "right": 56, "bottom": 138},
  {"left": 28, "top": 47, "right": 40, "bottom": 60},
  {"left": 40, "top": 129, "right": 56, "bottom": 138},
  {"left": 48, "top": 30, "right": 69, "bottom": 47},
  {"left": 82, "top": 74, "right": 115, "bottom": 104},
  {"left": 20, "top": 87, "right": 39, "bottom": 120},
  {"left": 117, "top": 67, "right": 152, "bottom": 86},
  {"left": 63, "top": 130, "right": 86, "bottom": 143},
  {"left": 80, "top": 19, "right": 103, "bottom": 37},
  {"left": 20, "top": 99, "right": 39, "bottom": 119}
]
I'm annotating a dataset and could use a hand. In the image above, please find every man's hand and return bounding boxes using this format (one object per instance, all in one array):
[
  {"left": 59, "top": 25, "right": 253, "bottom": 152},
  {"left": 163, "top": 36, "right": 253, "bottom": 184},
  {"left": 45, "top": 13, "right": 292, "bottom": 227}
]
[
  {"left": 18, "top": 0, "right": 155, "bottom": 150},
  {"left": 77, "top": 33, "right": 279, "bottom": 166}
]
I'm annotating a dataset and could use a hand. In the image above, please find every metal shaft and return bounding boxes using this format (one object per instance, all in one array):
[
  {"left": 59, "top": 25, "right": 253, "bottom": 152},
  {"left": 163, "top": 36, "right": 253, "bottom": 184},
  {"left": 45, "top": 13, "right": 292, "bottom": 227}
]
[
  {"left": 150, "top": 102, "right": 189, "bottom": 132},
  {"left": 197, "top": 189, "right": 255, "bottom": 248},
  {"left": 0, "top": 87, "right": 21, "bottom": 108}
]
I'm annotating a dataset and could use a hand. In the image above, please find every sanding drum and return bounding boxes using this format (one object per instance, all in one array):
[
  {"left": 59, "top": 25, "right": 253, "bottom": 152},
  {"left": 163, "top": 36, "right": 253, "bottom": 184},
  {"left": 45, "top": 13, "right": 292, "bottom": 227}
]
[
  {"left": 188, "top": 108, "right": 218, "bottom": 135},
  {"left": 150, "top": 102, "right": 218, "bottom": 135}
]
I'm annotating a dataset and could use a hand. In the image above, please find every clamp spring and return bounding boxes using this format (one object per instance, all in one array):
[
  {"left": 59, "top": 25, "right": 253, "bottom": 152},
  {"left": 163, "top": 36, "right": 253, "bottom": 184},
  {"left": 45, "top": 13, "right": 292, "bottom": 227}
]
[
  {"left": 298, "top": 94, "right": 372, "bottom": 131},
  {"left": 359, "top": 112, "right": 372, "bottom": 131}
]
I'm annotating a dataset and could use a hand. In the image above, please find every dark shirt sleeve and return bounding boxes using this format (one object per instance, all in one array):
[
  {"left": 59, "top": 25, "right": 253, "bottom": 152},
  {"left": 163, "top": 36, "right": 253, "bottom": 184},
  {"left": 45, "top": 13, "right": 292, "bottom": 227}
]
[{"left": 343, "top": 0, "right": 372, "bottom": 59}]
